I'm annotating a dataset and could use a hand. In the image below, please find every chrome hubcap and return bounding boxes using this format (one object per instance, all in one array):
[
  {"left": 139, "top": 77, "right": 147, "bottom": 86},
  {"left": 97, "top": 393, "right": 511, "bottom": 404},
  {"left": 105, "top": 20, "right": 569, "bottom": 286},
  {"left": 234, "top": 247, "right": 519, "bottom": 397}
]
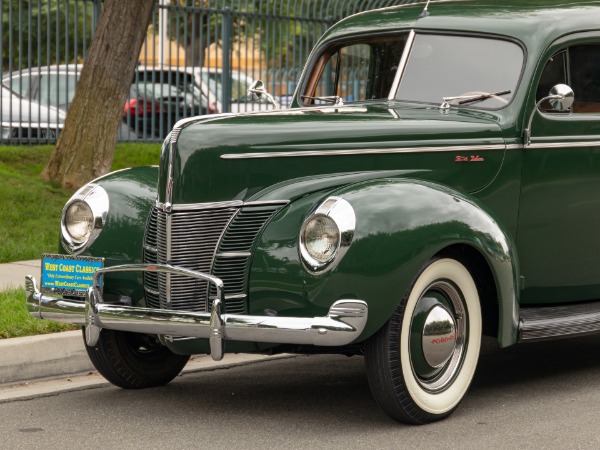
[
  {"left": 422, "top": 305, "right": 456, "bottom": 368},
  {"left": 409, "top": 280, "right": 467, "bottom": 392}
]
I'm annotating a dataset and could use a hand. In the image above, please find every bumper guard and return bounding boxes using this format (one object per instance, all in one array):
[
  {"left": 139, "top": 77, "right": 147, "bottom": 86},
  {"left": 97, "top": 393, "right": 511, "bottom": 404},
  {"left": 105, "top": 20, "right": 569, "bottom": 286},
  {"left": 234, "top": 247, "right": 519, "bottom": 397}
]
[{"left": 25, "top": 264, "right": 368, "bottom": 361}]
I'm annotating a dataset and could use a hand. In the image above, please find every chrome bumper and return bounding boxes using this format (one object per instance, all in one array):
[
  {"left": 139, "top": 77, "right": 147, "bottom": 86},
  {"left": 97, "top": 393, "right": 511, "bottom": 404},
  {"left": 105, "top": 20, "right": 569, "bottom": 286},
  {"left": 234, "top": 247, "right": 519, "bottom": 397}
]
[{"left": 25, "top": 264, "right": 368, "bottom": 361}]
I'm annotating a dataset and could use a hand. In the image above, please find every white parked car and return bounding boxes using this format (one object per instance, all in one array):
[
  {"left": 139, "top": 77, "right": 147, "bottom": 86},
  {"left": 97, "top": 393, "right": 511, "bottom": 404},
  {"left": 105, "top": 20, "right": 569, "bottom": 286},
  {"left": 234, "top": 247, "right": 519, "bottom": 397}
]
[
  {"left": 0, "top": 84, "right": 65, "bottom": 141},
  {"left": 2, "top": 65, "right": 209, "bottom": 139},
  {"left": 193, "top": 67, "right": 280, "bottom": 113}
]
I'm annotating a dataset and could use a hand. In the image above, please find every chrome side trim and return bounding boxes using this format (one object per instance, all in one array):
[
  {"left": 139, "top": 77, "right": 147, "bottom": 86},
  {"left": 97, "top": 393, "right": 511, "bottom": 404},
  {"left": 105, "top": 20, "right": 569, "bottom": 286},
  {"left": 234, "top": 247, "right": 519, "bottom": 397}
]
[
  {"left": 26, "top": 269, "right": 368, "bottom": 362},
  {"left": 505, "top": 144, "right": 523, "bottom": 150},
  {"left": 221, "top": 144, "right": 507, "bottom": 160},
  {"left": 526, "top": 140, "right": 600, "bottom": 150}
]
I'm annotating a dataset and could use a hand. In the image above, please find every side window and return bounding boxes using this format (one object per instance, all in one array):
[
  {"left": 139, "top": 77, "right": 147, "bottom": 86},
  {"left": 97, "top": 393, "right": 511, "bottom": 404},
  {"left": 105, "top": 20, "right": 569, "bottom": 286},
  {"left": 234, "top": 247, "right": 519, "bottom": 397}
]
[
  {"left": 314, "top": 44, "right": 372, "bottom": 103},
  {"left": 38, "top": 74, "right": 77, "bottom": 109},
  {"left": 3, "top": 75, "right": 33, "bottom": 98},
  {"left": 537, "top": 44, "right": 600, "bottom": 114},
  {"left": 570, "top": 44, "right": 600, "bottom": 113},
  {"left": 302, "top": 35, "right": 407, "bottom": 105}
]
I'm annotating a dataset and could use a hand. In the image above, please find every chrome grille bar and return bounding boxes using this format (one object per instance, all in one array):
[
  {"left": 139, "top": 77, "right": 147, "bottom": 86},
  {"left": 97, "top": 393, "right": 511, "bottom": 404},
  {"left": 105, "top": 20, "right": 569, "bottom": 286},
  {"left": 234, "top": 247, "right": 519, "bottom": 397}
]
[{"left": 143, "top": 202, "right": 286, "bottom": 315}]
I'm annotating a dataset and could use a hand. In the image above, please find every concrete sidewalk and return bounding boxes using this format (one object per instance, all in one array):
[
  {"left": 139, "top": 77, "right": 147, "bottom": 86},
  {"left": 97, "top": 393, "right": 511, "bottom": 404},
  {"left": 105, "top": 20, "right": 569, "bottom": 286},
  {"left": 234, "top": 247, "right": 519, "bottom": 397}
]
[{"left": 0, "top": 259, "right": 40, "bottom": 290}]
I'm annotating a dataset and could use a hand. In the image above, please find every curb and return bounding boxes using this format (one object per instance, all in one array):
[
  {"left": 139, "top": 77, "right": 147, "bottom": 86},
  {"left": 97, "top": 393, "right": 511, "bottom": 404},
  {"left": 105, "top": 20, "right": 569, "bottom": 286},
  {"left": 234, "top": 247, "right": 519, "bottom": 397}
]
[
  {"left": 0, "top": 329, "right": 293, "bottom": 401},
  {"left": 0, "top": 330, "right": 94, "bottom": 384}
]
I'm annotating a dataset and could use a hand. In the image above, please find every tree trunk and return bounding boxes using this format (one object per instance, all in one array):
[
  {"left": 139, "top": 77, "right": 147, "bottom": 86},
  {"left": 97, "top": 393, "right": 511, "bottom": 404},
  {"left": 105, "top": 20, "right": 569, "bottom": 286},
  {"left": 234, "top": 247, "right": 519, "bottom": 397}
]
[{"left": 41, "top": 0, "right": 154, "bottom": 190}]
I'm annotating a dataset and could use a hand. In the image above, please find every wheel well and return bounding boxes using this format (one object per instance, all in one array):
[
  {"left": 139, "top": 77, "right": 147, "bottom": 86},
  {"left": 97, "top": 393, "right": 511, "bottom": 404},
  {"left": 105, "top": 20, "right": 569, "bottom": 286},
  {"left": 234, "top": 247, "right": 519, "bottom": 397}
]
[{"left": 436, "top": 245, "right": 499, "bottom": 338}]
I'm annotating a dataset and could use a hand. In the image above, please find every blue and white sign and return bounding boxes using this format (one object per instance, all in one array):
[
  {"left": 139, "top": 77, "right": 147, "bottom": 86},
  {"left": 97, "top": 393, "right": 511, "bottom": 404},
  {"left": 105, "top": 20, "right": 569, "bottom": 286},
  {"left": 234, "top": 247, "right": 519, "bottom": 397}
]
[{"left": 41, "top": 254, "right": 104, "bottom": 297}]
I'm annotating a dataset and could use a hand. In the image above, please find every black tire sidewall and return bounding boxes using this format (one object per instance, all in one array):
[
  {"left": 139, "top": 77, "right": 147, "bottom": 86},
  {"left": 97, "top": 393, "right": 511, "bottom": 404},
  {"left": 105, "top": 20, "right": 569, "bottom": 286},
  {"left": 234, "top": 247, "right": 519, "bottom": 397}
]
[{"left": 84, "top": 328, "right": 190, "bottom": 389}]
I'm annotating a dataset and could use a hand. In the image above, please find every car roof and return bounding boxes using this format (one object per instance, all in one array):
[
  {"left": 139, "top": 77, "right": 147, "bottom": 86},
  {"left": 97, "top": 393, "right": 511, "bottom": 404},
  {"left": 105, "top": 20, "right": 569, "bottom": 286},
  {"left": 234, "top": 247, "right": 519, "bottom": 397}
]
[{"left": 325, "top": 0, "right": 600, "bottom": 50}]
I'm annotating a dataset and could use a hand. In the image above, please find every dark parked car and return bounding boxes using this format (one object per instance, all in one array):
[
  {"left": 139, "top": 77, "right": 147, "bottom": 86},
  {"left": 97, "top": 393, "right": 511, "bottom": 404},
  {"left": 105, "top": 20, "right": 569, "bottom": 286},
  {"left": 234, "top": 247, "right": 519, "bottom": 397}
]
[
  {"left": 2, "top": 65, "right": 208, "bottom": 139},
  {"left": 26, "top": 0, "right": 600, "bottom": 424},
  {"left": 1, "top": 85, "right": 64, "bottom": 141}
]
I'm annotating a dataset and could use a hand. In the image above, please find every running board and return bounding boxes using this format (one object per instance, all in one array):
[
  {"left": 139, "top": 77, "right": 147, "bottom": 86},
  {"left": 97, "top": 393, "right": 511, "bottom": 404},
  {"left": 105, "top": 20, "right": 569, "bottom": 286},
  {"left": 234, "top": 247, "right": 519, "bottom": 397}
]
[{"left": 519, "top": 301, "right": 600, "bottom": 342}]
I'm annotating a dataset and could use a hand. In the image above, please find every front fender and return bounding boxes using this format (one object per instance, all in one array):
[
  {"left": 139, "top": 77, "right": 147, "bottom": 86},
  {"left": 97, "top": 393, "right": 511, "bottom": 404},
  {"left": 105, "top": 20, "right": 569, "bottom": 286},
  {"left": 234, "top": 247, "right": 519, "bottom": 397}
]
[
  {"left": 250, "top": 179, "right": 519, "bottom": 347},
  {"left": 67, "top": 166, "right": 158, "bottom": 305}
]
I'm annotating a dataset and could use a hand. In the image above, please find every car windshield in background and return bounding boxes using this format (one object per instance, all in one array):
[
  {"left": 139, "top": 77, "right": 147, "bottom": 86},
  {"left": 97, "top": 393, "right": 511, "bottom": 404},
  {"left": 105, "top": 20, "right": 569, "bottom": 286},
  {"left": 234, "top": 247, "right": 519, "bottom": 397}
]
[
  {"left": 200, "top": 71, "right": 255, "bottom": 103},
  {"left": 133, "top": 80, "right": 200, "bottom": 104},
  {"left": 395, "top": 34, "right": 524, "bottom": 108}
]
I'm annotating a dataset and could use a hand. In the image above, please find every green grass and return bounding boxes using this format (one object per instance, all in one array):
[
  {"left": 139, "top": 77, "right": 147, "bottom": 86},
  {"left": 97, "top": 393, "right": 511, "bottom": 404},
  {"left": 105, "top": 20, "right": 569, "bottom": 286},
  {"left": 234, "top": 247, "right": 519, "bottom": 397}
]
[
  {"left": 0, "top": 288, "right": 78, "bottom": 338},
  {"left": 0, "top": 142, "right": 160, "bottom": 338},
  {"left": 0, "top": 143, "right": 161, "bottom": 263}
]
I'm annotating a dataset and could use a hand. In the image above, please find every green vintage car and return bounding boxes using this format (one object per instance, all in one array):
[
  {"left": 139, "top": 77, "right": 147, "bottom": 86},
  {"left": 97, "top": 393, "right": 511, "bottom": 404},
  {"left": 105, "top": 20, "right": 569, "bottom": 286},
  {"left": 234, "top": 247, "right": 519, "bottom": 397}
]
[{"left": 26, "top": 0, "right": 600, "bottom": 424}]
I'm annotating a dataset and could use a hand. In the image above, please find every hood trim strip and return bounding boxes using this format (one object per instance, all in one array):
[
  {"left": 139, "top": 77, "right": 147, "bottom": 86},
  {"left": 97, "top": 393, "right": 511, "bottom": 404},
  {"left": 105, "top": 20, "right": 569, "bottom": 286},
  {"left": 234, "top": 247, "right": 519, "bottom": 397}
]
[
  {"left": 155, "top": 199, "right": 289, "bottom": 212},
  {"left": 221, "top": 143, "right": 508, "bottom": 160}
]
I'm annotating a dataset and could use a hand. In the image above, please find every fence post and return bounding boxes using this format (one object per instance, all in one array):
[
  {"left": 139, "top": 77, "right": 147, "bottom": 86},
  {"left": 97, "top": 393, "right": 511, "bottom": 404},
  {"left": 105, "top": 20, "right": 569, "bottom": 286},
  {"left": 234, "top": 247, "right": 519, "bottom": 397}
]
[
  {"left": 91, "top": 0, "right": 102, "bottom": 31},
  {"left": 221, "top": 7, "right": 233, "bottom": 113}
]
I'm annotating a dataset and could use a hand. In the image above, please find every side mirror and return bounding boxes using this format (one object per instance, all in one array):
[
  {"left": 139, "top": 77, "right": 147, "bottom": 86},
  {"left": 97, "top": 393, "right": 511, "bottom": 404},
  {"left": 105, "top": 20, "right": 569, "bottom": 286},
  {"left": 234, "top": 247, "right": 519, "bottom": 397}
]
[
  {"left": 247, "top": 80, "right": 280, "bottom": 109},
  {"left": 547, "top": 83, "right": 575, "bottom": 111},
  {"left": 525, "top": 84, "right": 574, "bottom": 146}
]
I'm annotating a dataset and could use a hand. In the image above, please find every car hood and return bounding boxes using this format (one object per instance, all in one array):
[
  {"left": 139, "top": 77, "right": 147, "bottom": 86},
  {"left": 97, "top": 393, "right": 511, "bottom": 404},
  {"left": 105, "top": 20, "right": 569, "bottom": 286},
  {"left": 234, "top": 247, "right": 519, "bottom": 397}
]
[{"left": 161, "top": 103, "right": 508, "bottom": 204}]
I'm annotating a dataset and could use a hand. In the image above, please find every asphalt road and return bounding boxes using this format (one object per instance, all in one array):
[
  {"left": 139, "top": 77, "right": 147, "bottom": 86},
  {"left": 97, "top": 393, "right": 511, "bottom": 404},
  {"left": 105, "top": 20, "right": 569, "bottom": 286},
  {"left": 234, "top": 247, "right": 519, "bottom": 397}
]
[{"left": 2, "top": 336, "right": 600, "bottom": 449}]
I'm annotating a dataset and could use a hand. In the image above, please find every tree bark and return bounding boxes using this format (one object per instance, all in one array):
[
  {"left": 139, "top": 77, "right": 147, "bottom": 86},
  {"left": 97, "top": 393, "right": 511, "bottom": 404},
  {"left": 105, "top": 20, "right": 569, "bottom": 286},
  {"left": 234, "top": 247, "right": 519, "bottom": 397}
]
[{"left": 41, "top": 0, "right": 154, "bottom": 190}]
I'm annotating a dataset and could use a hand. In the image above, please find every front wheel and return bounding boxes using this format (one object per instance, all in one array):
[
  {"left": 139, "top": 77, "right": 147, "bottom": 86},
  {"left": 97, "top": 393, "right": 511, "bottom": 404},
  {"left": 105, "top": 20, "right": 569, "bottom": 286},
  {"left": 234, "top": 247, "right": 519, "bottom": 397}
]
[
  {"left": 365, "top": 258, "right": 482, "bottom": 424},
  {"left": 83, "top": 329, "right": 190, "bottom": 389}
]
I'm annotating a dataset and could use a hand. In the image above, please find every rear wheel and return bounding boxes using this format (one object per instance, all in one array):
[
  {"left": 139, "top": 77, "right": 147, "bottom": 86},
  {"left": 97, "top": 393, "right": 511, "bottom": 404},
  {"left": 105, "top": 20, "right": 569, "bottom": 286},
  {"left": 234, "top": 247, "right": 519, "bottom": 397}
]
[
  {"left": 365, "top": 258, "right": 482, "bottom": 424},
  {"left": 83, "top": 328, "right": 190, "bottom": 389}
]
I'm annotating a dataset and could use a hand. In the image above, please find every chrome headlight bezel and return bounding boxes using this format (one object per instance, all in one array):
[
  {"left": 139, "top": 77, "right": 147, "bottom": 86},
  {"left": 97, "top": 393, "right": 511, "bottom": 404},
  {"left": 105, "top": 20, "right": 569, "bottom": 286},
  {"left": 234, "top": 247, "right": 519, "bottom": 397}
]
[
  {"left": 61, "top": 184, "right": 109, "bottom": 254},
  {"left": 299, "top": 196, "right": 356, "bottom": 274}
]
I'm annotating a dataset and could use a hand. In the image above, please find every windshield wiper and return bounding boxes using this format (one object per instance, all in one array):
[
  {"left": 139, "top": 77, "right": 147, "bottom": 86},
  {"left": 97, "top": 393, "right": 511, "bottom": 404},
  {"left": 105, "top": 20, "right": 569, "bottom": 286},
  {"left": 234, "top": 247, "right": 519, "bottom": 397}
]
[
  {"left": 458, "top": 90, "right": 511, "bottom": 105},
  {"left": 300, "top": 95, "right": 344, "bottom": 106},
  {"left": 440, "top": 90, "right": 511, "bottom": 110}
]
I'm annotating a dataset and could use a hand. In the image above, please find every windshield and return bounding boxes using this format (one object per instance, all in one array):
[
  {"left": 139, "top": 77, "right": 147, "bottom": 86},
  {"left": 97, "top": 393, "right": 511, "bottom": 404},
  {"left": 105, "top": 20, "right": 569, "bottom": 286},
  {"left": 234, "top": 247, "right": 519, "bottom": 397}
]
[
  {"left": 395, "top": 34, "right": 524, "bottom": 108},
  {"left": 301, "top": 32, "right": 523, "bottom": 109},
  {"left": 301, "top": 34, "right": 408, "bottom": 105}
]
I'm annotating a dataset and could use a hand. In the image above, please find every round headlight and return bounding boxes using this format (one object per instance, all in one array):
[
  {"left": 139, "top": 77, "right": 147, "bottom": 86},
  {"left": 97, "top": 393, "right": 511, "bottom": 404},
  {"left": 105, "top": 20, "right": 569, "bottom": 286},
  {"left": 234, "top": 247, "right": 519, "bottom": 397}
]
[
  {"left": 64, "top": 200, "right": 94, "bottom": 243},
  {"left": 299, "top": 197, "right": 356, "bottom": 273},
  {"left": 302, "top": 215, "right": 340, "bottom": 264}
]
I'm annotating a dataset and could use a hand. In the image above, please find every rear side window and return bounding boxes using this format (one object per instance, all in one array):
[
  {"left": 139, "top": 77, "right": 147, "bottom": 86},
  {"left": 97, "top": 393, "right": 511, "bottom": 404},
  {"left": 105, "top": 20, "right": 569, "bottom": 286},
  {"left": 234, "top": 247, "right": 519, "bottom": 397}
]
[
  {"left": 38, "top": 74, "right": 78, "bottom": 110},
  {"left": 537, "top": 44, "right": 600, "bottom": 113}
]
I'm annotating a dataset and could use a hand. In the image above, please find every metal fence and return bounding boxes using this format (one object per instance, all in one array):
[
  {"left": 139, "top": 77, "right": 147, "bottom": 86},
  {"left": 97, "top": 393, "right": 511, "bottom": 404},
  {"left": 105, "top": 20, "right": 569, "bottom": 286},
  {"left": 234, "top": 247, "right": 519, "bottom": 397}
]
[{"left": 1, "top": 0, "right": 417, "bottom": 144}]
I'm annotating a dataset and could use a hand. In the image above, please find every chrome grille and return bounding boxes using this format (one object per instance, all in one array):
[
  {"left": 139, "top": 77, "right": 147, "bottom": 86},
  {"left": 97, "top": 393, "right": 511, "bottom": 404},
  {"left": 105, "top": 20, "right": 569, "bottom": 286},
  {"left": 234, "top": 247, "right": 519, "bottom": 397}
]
[
  {"left": 143, "top": 203, "right": 283, "bottom": 313},
  {"left": 143, "top": 208, "right": 160, "bottom": 308}
]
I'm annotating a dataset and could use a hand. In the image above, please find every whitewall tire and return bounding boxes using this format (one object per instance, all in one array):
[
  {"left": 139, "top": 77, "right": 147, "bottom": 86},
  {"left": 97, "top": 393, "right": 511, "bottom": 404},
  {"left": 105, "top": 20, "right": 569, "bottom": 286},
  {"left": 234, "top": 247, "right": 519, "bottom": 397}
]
[{"left": 365, "top": 258, "right": 482, "bottom": 424}]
